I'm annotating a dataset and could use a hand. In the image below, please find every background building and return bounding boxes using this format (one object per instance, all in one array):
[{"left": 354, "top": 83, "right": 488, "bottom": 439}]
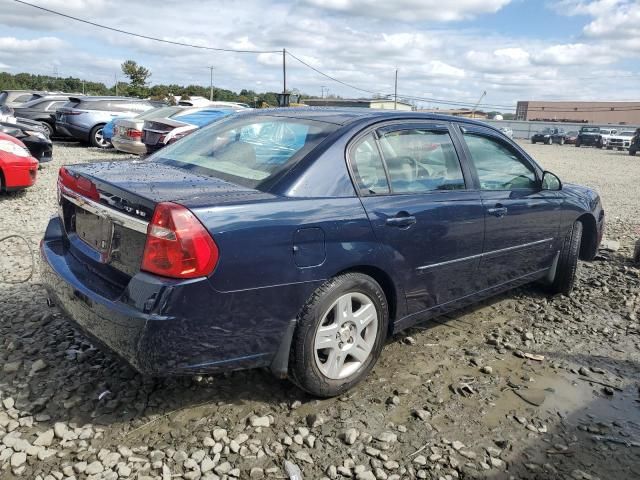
[
  {"left": 516, "top": 101, "right": 640, "bottom": 124},
  {"left": 304, "top": 98, "right": 414, "bottom": 111}
]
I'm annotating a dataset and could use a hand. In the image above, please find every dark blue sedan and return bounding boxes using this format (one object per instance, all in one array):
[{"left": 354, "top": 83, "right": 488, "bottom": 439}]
[{"left": 41, "top": 109, "right": 605, "bottom": 397}]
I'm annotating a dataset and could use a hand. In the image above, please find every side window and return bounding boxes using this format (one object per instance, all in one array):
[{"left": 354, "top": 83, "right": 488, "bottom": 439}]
[
  {"left": 46, "top": 101, "right": 66, "bottom": 111},
  {"left": 378, "top": 129, "right": 465, "bottom": 193},
  {"left": 14, "top": 94, "right": 33, "bottom": 103},
  {"left": 463, "top": 133, "right": 538, "bottom": 190},
  {"left": 349, "top": 134, "right": 390, "bottom": 195}
]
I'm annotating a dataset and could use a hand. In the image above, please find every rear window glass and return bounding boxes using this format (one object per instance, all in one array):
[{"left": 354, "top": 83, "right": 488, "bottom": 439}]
[
  {"left": 0, "top": 92, "right": 7, "bottom": 105},
  {"left": 153, "top": 115, "right": 338, "bottom": 190}
]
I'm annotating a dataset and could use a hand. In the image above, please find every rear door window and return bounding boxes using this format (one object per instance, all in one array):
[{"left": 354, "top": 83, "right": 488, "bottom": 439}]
[
  {"left": 349, "top": 133, "right": 390, "bottom": 195},
  {"left": 377, "top": 129, "right": 466, "bottom": 193}
]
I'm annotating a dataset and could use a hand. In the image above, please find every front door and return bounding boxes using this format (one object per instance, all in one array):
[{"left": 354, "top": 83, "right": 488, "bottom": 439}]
[
  {"left": 458, "top": 126, "right": 562, "bottom": 287},
  {"left": 348, "top": 124, "right": 485, "bottom": 314}
]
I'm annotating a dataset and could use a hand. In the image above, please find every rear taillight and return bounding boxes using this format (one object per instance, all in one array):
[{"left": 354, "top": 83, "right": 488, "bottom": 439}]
[
  {"left": 127, "top": 129, "right": 142, "bottom": 139},
  {"left": 58, "top": 167, "right": 99, "bottom": 202},
  {"left": 141, "top": 202, "right": 219, "bottom": 279}
]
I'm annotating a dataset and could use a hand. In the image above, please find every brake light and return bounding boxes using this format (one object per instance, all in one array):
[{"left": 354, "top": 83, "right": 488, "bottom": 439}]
[
  {"left": 141, "top": 202, "right": 219, "bottom": 279},
  {"left": 127, "top": 129, "right": 142, "bottom": 139},
  {"left": 58, "top": 167, "right": 99, "bottom": 202}
]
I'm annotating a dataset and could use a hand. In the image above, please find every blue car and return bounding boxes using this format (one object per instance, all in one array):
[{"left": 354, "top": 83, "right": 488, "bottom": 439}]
[
  {"left": 142, "top": 107, "right": 240, "bottom": 155},
  {"left": 41, "top": 109, "right": 605, "bottom": 397}
]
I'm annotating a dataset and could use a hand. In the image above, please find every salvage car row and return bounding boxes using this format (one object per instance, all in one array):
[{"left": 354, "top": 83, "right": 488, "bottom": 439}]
[
  {"left": 0, "top": 89, "right": 250, "bottom": 191},
  {"left": 530, "top": 125, "right": 640, "bottom": 154}
]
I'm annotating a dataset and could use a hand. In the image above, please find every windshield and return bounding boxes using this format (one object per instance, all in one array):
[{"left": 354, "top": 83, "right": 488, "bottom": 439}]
[
  {"left": 540, "top": 128, "right": 553, "bottom": 134},
  {"left": 620, "top": 131, "right": 635, "bottom": 137},
  {"left": 153, "top": 115, "right": 338, "bottom": 189},
  {"left": 581, "top": 127, "right": 599, "bottom": 133}
]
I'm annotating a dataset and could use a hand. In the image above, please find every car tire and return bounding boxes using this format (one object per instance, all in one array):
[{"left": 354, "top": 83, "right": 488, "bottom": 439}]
[
  {"left": 548, "top": 220, "right": 583, "bottom": 296},
  {"left": 89, "top": 124, "right": 110, "bottom": 149},
  {"left": 289, "top": 272, "right": 389, "bottom": 397},
  {"left": 531, "top": 139, "right": 536, "bottom": 144},
  {"left": 547, "top": 137, "right": 553, "bottom": 145},
  {"left": 575, "top": 141, "right": 581, "bottom": 147},
  {"left": 559, "top": 137, "right": 565, "bottom": 145},
  {"left": 40, "top": 122, "right": 54, "bottom": 138},
  {"left": 630, "top": 148, "right": 637, "bottom": 156}
]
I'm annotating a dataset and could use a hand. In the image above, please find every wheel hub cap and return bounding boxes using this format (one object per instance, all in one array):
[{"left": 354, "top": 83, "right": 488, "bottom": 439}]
[{"left": 313, "top": 292, "right": 379, "bottom": 380}]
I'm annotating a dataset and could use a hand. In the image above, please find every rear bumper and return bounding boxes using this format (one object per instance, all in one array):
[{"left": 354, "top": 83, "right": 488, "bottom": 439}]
[
  {"left": 112, "top": 137, "right": 147, "bottom": 155},
  {"left": 40, "top": 217, "right": 319, "bottom": 376}
]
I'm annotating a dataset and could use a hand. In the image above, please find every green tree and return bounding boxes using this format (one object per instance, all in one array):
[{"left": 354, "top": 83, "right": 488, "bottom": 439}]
[{"left": 120, "top": 60, "right": 151, "bottom": 97}]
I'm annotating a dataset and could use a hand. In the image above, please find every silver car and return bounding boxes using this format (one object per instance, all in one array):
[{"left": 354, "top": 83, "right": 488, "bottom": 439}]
[
  {"left": 111, "top": 106, "right": 184, "bottom": 155},
  {"left": 55, "top": 97, "right": 157, "bottom": 148}
]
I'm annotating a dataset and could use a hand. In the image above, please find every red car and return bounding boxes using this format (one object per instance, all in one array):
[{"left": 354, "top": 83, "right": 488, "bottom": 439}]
[{"left": 0, "top": 132, "right": 38, "bottom": 191}]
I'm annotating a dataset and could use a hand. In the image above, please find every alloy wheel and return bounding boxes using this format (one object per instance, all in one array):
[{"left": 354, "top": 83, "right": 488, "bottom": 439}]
[
  {"left": 313, "top": 292, "right": 378, "bottom": 380},
  {"left": 94, "top": 127, "right": 110, "bottom": 148}
]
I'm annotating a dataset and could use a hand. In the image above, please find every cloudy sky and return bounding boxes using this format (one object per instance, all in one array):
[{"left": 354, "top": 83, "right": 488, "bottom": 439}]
[{"left": 1, "top": 0, "right": 639, "bottom": 111}]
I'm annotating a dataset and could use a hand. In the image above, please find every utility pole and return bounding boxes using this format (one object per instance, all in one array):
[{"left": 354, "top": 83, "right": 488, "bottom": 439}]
[
  {"left": 114, "top": 73, "right": 118, "bottom": 96},
  {"left": 82, "top": 80, "right": 85, "bottom": 95},
  {"left": 282, "top": 48, "right": 287, "bottom": 94},
  {"left": 394, "top": 69, "right": 398, "bottom": 110},
  {"left": 472, "top": 91, "right": 487, "bottom": 119},
  {"left": 321, "top": 86, "right": 326, "bottom": 99},
  {"left": 209, "top": 66, "right": 215, "bottom": 101}
]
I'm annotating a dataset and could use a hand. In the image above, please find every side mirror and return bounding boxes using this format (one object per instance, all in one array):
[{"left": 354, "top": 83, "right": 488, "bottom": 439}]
[{"left": 542, "top": 171, "right": 562, "bottom": 191}]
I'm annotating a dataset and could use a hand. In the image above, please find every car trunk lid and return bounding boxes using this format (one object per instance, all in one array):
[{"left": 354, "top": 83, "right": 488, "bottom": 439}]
[{"left": 58, "top": 161, "right": 273, "bottom": 281}]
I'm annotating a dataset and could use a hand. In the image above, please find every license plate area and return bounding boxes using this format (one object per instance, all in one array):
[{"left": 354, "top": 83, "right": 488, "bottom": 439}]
[
  {"left": 142, "top": 131, "right": 161, "bottom": 145},
  {"left": 74, "top": 207, "right": 114, "bottom": 261}
]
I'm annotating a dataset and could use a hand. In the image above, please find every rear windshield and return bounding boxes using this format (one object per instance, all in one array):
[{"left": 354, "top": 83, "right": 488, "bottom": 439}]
[
  {"left": 137, "top": 106, "right": 183, "bottom": 120},
  {"left": 0, "top": 92, "right": 8, "bottom": 106},
  {"left": 153, "top": 115, "right": 338, "bottom": 189}
]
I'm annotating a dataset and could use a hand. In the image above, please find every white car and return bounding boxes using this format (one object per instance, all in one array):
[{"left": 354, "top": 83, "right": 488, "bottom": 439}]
[
  {"left": 607, "top": 131, "right": 635, "bottom": 150},
  {"left": 499, "top": 126, "right": 513, "bottom": 138},
  {"left": 598, "top": 128, "right": 618, "bottom": 148}
]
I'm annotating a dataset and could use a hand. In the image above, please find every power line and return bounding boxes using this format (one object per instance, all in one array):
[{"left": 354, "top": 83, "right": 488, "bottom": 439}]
[
  {"left": 11, "top": 0, "right": 281, "bottom": 54},
  {"left": 285, "top": 50, "right": 381, "bottom": 96}
]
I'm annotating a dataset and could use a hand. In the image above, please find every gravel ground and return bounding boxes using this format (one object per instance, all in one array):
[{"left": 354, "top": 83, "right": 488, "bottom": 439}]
[{"left": 0, "top": 140, "right": 639, "bottom": 480}]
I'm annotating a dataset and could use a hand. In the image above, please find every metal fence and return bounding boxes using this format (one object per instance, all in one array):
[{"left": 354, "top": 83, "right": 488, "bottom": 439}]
[{"left": 481, "top": 119, "right": 640, "bottom": 140}]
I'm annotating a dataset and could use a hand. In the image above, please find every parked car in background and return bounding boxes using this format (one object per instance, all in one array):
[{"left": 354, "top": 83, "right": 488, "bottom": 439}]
[
  {"left": 498, "top": 126, "right": 513, "bottom": 138},
  {"left": 575, "top": 126, "right": 603, "bottom": 148},
  {"left": 12, "top": 94, "right": 71, "bottom": 137},
  {"left": 531, "top": 127, "right": 567, "bottom": 145},
  {"left": 0, "top": 90, "right": 46, "bottom": 109},
  {"left": 564, "top": 131, "right": 579, "bottom": 145},
  {"left": 112, "top": 106, "right": 184, "bottom": 155},
  {"left": 41, "top": 109, "right": 604, "bottom": 397},
  {"left": 598, "top": 128, "right": 617, "bottom": 149},
  {"left": 142, "top": 107, "right": 242, "bottom": 154},
  {"left": 629, "top": 129, "right": 640, "bottom": 156},
  {"left": 0, "top": 132, "right": 38, "bottom": 191},
  {"left": 55, "top": 97, "right": 157, "bottom": 148},
  {"left": 0, "top": 118, "right": 52, "bottom": 163},
  {"left": 607, "top": 130, "right": 634, "bottom": 151}
]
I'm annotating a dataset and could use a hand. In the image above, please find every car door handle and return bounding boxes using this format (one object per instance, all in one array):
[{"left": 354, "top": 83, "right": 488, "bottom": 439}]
[
  {"left": 386, "top": 213, "right": 416, "bottom": 228},
  {"left": 487, "top": 206, "right": 508, "bottom": 217}
]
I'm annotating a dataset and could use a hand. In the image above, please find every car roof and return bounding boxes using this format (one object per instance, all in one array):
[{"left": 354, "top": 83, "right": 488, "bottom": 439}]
[
  {"left": 234, "top": 107, "right": 499, "bottom": 129},
  {"left": 68, "top": 96, "right": 151, "bottom": 102}
]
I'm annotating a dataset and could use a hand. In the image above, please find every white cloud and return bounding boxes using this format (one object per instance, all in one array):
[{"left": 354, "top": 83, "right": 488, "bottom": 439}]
[
  {"left": 301, "top": 0, "right": 513, "bottom": 22},
  {"left": 533, "top": 43, "right": 614, "bottom": 65},
  {"left": 0, "top": 36, "right": 66, "bottom": 52}
]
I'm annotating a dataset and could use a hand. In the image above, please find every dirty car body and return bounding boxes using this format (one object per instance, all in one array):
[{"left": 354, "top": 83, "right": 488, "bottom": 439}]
[{"left": 40, "top": 109, "right": 605, "bottom": 386}]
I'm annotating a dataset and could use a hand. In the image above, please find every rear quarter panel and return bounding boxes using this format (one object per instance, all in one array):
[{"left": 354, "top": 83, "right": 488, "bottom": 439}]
[{"left": 193, "top": 197, "right": 392, "bottom": 293}]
